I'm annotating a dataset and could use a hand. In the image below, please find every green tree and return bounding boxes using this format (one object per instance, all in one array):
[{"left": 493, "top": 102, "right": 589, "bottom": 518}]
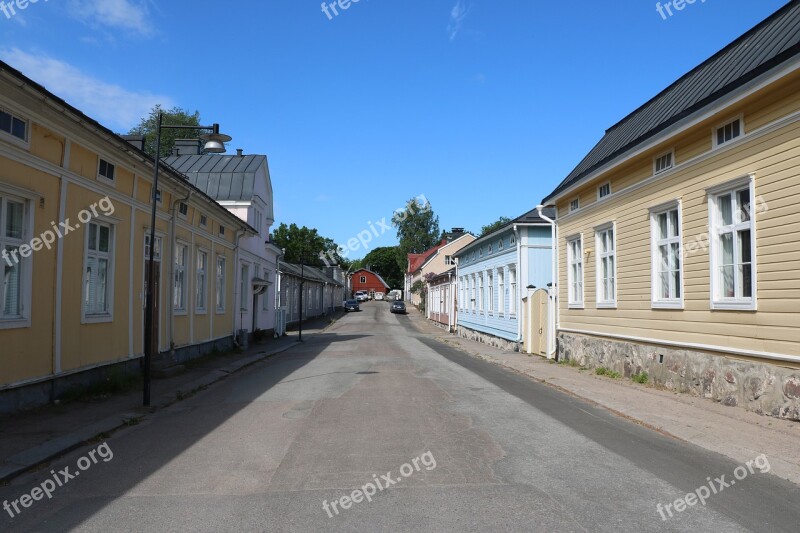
[
  {"left": 272, "top": 223, "right": 345, "bottom": 267},
  {"left": 361, "top": 246, "right": 404, "bottom": 289},
  {"left": 128, "top": 105, "right": 202, "bottom": 157},
  {"left": 480, "top": 216, "right": 512, "bottom": 236},
  {"left": 393, "top": 196, "right": 440, "bottom": 260}
]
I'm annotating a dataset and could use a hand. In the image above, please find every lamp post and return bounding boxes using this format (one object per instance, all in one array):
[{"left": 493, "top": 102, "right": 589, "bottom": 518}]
[{"left": 143, "top": 112, "right": 232, "bottom": 407}]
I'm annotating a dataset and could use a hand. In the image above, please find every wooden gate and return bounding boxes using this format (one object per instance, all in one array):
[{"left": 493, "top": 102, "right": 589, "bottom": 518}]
[{"left": 523, "top": 289, "right": 549, "bottom": 356}]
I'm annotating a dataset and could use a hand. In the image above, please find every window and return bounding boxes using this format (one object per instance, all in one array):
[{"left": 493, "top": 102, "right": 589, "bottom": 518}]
[
  {"left": 0, "top": 108, "right": 27, "bottom": 142},
  {"left": 654, "top": 151, "right": 674, "bottom": 174},
  {"left": 715, "top": 117, "right": 742, "bottom": 148},
  {"left": 567, "top": 236, "right": 583, "bottom": 307},
  {"left": 510, "top": 234, "right": 516, "bottom": 245},
  {"left": 598, "top": 183, "right": 611, "bottom": 199},
  {"left": 179, "top": 202, "right": 188, "bottom": 217},
  {"left": 240, "top": 264, "right": 249, "bottom": 311},
  {"left": 709, "top": 178, "right": 756, "bottom": 309},
  {"left": 570, "top": 198, "right": 580, "bottom": 212},
  {"left": 471, "top": 275, "right": 476, "bottom": 312},
  {"left": 509, "top": 267, "right": 517, "bottom": 315},
  {"left": 219, "top": 225, "right": 226, "bottom": 237},
  {"left": 479, "top": 248, "right": 483, "bottom": 257},
  {"left": 595, "top": 225, "right": 616, "bottom": 307},
  {"left": 152, "top": 187, "right": 162, "bottom": 204},
  {"left": 1, "top": 196, "right": 27, "bottom": 322},
  {"left": 199, "top": 214, "right": 208, "bottom": 227},
  {"left": 173, "top": 244, "right": 187, "bottom": 311},
  {"left": 498, "top": 269, "right": 505, "bottom": 316},
  {"left": 84, "top": 222, "right": 113, "bottom": 317},
  {"left": 445, "top": 255, "right": 455, "bottom": 266},
  {"left": 488, "top": 244, "right": 493, "bottom": 254},
  {"left": 498, "top": 239, "right": 504, "bottom": 250},
  {"left": 216, "top": 256, "right": 226, "bottom": 312},
  {"left": 487, "top": 271, "right": 494, "bottom": 313},
  {"left": 98, "top": 158, "right": 115, "bottom": 182},
  {"left": 360, "top": 276, "right": 367, "bottom": 284},
  {"left": 651, "top": 204, "right": 683, "bottom": 308},
  {"left": 196, "top": 250, "right": 208, "bottom": 312},
  {"left": 144, "top": 234, "right": 162, "bottom": 261},
  {"left": 478, "top": 274, "right": 484, "bottom": 312}
]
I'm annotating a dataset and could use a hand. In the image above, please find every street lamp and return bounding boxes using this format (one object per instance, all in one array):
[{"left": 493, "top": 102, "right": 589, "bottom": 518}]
[{"left": 143, "top": 112, "right": 232, "bottom": 407}]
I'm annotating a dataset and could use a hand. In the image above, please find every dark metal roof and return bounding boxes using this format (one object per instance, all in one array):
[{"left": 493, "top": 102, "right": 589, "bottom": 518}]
[
  {"left": 455, "top": 207, "right": 555, "bottom": 256},
  {"left": 543, "top": 1, "right": 800, "bottom": 204},
  {"left": 279, "top": 262, "right": 343, "bottom": 287},
  {"left": 162, "top": 154, "right": 266, "bottom": 202}
]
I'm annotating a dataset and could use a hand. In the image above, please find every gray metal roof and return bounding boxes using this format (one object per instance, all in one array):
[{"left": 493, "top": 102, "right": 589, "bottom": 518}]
[
  {"left": 543, "top": 1, "right": 800, "bottom": 204},
  {"left": 455, "top": 207, "right": 555, "bottom": 256},
  {"left": 279, "top": 262, "right": 343, "bottom": 287},
  {"left": 162, "top": 154, "right": 266, "bottom": 202}
]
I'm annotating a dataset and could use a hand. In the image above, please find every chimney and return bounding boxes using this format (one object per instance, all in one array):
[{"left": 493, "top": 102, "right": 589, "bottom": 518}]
[
  {"left": 121, "top": 135, "right": 145, "bottom": 151},
  {"left": 172, "top": 139, "right": 202, "bottom": 156},
  {"left": 236, "top": 149, "right": 244, "bottom": 157},
  {"left": 447, "top": 228, "right": 465, "bottom": 242}
]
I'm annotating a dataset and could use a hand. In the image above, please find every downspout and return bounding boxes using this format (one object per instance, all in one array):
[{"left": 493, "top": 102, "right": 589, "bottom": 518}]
[
  {"left": 453, "top": 257, "right": 459, "bottom": 335},
  {"left": 514, "top": 224, "right": 523, "bottom": 349},
  {"left": 537, "top": 205, "right": 558, "bottom": 359},
  {"left": 168, "top": 190, "right": 193, "bottom": 355}
]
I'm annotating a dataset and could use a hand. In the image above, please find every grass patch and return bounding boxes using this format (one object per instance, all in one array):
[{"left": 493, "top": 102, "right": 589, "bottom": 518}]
[
  {"left": 558, "top": 359, "right": 580, "bottom": 368},
  {"left": 632, "top": 372, "right": 649, "bottom": 384},
  {"left": 595, "top": 367, "right": 621, "bottom": 379}
]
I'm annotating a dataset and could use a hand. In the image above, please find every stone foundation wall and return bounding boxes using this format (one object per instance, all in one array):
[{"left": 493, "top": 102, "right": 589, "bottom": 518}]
[
  {"left": 457, "top": 326, "right": 519, "bottom": 352},
  {"left": 558, "top": 332, "right": 800, "bottom": 421}
]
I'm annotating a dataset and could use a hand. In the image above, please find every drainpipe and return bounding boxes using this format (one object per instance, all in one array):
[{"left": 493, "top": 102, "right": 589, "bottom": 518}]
[
  {"left": 537, "top": 205, "right": 558, "bottom": 359},
  {"left": 514, "top": 224, "right": 522, "bottom": 349},
  {"left": 232, "top": 229, "right": 245, "bottom": 346},
  {"left": 168, "top": 190, "right": 193, "bottom": 356},
  {"left": 453, "top": 257, "right": 459, "bottom": 335}
]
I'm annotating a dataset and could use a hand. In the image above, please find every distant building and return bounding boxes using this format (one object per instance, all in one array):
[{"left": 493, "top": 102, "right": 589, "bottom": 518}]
[
  {"left": 454, "top": 209, "right": 554, "bottom": 351},
  {"left": 277, "top": 262, "right": 344, "bottom": 325},
  {"left": 351, "top": 269, "right": 390, "bottom": 299},
  {"left": 406, "top": 230, "right": 475, "bottom": 307}
]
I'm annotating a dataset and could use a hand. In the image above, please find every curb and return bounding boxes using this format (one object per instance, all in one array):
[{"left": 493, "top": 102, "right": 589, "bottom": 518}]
[{"left": 0, "top": 335, "right": 310, "bottom": 484}]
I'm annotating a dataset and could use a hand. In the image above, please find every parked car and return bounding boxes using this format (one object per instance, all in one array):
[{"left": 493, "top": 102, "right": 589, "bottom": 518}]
[
  {"left": 355, "top": 291, "right": 369, "bottom": 302},
  {"left": 374, "top": 292, "right": 385, "bottom": 301},
  {"left": 344, "top": 299, "right": 360, "bottom": 312},
  {"left": 390, "top": 301, "right": 406, "bottom": 314}
]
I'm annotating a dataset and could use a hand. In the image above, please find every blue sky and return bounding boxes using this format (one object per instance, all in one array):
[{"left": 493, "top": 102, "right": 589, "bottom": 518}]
[{"left": 0, "top": 0, "right": 789, "bottom": 258}]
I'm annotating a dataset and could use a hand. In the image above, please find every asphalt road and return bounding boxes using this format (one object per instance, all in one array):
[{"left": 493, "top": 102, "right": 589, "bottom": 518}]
[{"left": 1, "top": 302, "right": 798, "bottom": 532}]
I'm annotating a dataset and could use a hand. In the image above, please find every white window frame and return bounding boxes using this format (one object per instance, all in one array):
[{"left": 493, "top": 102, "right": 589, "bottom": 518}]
[
  {"left": 498, "top": 268, "right": 505, "bottom": 317},
  {"left": 173, "top": 242, "right": 188, "bottom": 314},
  {"left": 713, "top": 115, "right": 744, "bottom": 149},
  {"left": 478, "top": 273, "right": 484, "bottom": 313},
  {"left": 360, "top": 275, "right": 367, "bottom": 284},
  {"left": 199, "top": 214, "right": 208, "bottom": 228},
  {"left": 597, "top": 182, "right": 611, "bottom": 200},
  {"left": 487, "top": 270, "right": 494, "bottom": 314},
  {"left": 653, "top": 149, "right": 675, "bottom": 175},
  {"left": 650, "top": 201, "right": 684, "bottom": 309},
  {"left": 216, "top": 255, "right": 227, "bottom": 313},
  {"left": 82, "top": 220, "right": 116, "bottom": 323},
  {"left": 470, "top": 274, "right": 476, "bottom": 312},
  {"left": 509, "top": 267, "right": 517, "bottom": 316},
  {"left": 595, "top": 222, "right": 617, "bottom": 308},
  {"left": 195, "top": 249, "right": 208, "bottom": 313},
  {"left": 97, "top": 157, "right": 116, "bottom": 185},
  {"left": 240, "top": 263, "right": 250, "bottom": 312},
  {"left": 567, "top": 235, "right": 584, "bottom": 308},
  {"left": 707, "top": 175, "right": 757, "bottom": 311},
  {"left": 569, "top": 197, "right": 580, "bottom": 212},
  {"left": 0, "top": 192, "right": 33, "bottom": 329},
  {"left": 0, "top": 106, "right": 30, "bottom": 148}
]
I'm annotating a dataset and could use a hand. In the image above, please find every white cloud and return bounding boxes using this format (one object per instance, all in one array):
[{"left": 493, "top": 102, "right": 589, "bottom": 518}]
[
  {"left": 0, "top": 48, "right": 173, "bottom": 131},
  {"left": 69, "top": 0, "right": 154, "bottom": 36},
  {"left": 447, "top": 1, "right": 471, "bottom": 41}
]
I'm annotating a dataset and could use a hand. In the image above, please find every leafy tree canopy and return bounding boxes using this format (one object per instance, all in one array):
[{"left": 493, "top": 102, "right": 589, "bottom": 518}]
[
  {"left": 361, "top": 247, "right": 404, "bottom": 289},
  {"left": 271, "top": 223, "right": 349, "bottom": 268},
  {"left": 480, "top": 216, "right": 512, "bottom": 236},
  {"left": 128, "top": 105, "right": 202, "bottom": 158},
  {"left": 393, "top": 196, "right": 440, "bottom": 259}
]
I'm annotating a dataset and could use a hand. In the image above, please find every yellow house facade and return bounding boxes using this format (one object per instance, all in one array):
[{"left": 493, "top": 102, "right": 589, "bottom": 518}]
[
  {"left": 542, "top": 4, "right": 800, "bottom": 420},
  {"left": 0, "top": 60, "right": 255, "bottom": 413}
]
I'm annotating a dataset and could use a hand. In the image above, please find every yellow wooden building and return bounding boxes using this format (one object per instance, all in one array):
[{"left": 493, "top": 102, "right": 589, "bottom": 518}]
[
  {"left": 0, "top": 60, "right": 256, "bottom": 412},
  {"left": 542, "top": 3, "right": 800, "bottom": 419}
]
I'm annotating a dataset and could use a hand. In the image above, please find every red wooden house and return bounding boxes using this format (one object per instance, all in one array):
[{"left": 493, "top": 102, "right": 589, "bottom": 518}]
[{"left": 351, "top": 269, "right": 390, "bottom": 298}]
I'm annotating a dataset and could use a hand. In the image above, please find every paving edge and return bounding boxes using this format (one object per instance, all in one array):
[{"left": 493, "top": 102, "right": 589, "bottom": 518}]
[{"left": 0, "top": 339, "right": 304, "bottom": 484}]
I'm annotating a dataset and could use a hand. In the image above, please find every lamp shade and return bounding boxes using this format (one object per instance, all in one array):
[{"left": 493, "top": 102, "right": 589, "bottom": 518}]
[{"left": 199, "top": 132, "right": 232, "bottom": 154}]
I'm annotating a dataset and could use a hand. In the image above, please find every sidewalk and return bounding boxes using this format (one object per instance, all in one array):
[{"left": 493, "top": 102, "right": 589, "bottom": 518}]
[
  {"left": 0, "top": 314, "right": 340, "bottom": 483},
  {"left": 406, "top": 307, "right": 800, "bottom": 486}
]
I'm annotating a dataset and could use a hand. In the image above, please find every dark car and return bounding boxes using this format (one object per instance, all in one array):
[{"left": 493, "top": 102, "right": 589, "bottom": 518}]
[
  {"left": 344, "top": 299, "right": 360, "bottom": 312},
  {"left": 390, "top": 301, "right": 406, "bottom": 314}
]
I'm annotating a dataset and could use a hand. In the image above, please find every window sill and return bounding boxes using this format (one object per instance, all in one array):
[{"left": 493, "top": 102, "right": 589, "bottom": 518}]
[
  {"left": 596, "top": 302, "right": 617, "bottom": 309},
  {"left": 652, "top": 301, "right": 684, "bottom": 310},
  {"left": 0, "top": 133, "right": 30, "bottom": 151},
  {"left": 216, "top": 308, "right": 226, "bottom": 315},
  {"left": 97, "top": 175, "right": 116, "bottom": 187},
  {"left": 0, "top": 318, "right": 30, "bottom": 330},
  {"left": 174, "top": 309, "right": 188, "bottom": 316},
  {"left": 567, "top": 304, "right": 584, "bottom": 310},
  {"left": 82, "top": 314, "right": 113, "bottom": 324},
  {"left": 711, "top": 300, "right": 756, "bottom": 311},
  {"left": 195, "top": 309, "right": 208, "bottom": 315}
]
